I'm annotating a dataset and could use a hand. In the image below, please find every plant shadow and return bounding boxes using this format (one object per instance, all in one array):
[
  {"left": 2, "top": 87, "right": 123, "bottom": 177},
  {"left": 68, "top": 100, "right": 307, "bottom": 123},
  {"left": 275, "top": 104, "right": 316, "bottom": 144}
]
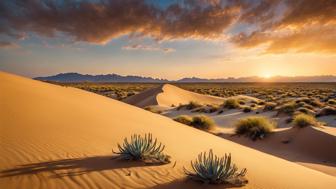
[{"left": 0, "top": 155, "right": 160, "bottom": 178}]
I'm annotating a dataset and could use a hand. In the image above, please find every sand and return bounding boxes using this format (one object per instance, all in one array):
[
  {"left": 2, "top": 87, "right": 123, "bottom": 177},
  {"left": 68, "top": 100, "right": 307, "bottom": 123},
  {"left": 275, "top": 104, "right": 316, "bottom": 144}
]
[
  {"left": 124, "top": 84, "right": 224, "bottom": 107},
  {"left": 1, "top": 71, "right": 336, "bottom": 189}
]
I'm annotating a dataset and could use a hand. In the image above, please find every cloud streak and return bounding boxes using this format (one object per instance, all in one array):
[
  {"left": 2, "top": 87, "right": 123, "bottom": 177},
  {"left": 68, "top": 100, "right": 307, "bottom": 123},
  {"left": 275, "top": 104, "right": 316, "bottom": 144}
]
[
  {"left": 0, "top": 0, "right": 335, "bottom": 53},
  {"left": 122, "top": 44, "right": 175, "bottom": 53}
]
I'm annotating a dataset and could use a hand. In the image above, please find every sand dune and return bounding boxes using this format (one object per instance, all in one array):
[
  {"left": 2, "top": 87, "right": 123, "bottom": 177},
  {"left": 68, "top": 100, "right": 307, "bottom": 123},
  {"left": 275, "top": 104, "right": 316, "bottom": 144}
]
[
  {"left": 124, "top": 84, "right": 224, "bottom": 107},
  {"left": 219, "top": 126, "right": 336, "bottom": 176},
  {"left": 1, "top": 71, "right": 336, "bottom": 189}
]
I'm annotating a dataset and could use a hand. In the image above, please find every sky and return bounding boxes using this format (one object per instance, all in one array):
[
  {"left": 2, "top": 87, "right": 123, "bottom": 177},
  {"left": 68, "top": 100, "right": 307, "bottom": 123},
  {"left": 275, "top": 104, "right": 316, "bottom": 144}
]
[{"left": 0, "top": 0, "right": 335, "bottom": 80}]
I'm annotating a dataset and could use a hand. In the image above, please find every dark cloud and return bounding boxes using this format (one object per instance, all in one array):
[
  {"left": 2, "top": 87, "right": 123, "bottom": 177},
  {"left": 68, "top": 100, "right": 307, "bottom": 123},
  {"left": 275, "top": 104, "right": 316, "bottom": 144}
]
[
  {"left": 0, "top": 0, "right": 240, "bottom": 44},
  {"left": 1, "top": 0, "right": 335, "bottom": 53}
]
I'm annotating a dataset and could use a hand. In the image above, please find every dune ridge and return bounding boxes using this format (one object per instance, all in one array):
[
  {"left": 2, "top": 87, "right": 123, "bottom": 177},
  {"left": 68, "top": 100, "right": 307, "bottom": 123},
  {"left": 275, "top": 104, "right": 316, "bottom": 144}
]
[
  {"left": 124, "top": 84, "right": 224, "bottom": 107},
  {"left": 1, "top": 71, "right": 336, "bottom": 189}
]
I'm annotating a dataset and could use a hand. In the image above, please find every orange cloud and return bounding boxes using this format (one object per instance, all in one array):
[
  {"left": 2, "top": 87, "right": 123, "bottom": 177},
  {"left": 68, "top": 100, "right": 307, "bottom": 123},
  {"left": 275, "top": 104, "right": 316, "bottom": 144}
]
[
  {"left": 234, "top": 0, "right": 336, "bottom": 53},
  {"left": 1, "top": 0, "right": 335, "bottom": 54},
  {"left": 0, "top": 0, "right": 240, "bottom": 44}
]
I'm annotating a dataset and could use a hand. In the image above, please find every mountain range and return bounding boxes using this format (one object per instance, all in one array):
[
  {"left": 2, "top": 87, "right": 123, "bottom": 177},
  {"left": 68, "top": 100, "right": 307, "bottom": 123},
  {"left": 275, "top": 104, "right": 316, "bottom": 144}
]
[{"left": 35, "top": 73, "right": 336, "bottom": 83}]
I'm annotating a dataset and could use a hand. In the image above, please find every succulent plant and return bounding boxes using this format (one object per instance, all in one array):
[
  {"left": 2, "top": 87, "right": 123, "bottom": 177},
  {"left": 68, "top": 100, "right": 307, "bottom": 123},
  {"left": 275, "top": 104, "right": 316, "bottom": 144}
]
[
  {"left": 113, "top": 133, "right": 170, "bottom": 164},
  {"left": 184, "top": 149, "right": 247, "bottom": 185}
]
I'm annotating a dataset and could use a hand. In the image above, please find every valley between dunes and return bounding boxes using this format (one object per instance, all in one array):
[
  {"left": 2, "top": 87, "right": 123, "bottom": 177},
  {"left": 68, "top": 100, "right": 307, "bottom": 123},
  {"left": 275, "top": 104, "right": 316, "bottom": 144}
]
[{"left": 1, "top": 71, "right": 336, "bottom": 189}]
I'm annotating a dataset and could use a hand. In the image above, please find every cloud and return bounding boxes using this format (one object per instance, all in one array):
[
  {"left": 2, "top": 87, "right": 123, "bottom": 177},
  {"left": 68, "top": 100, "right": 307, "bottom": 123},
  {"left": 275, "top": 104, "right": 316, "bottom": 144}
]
[
  {"left": 0, "top": 0, "right": 240, "bottom": 44},
  {"left": 0, "top": 0, "right": 335, "bottom": 54},
  {"left": 0, "top": 41, "right": 19, "bottom": 49},
  {"left": 122, "top": 44, "right": 175, "bottom": 53},
  {"left": 233, "top": 0, "right": 336, "bottom": 53}
]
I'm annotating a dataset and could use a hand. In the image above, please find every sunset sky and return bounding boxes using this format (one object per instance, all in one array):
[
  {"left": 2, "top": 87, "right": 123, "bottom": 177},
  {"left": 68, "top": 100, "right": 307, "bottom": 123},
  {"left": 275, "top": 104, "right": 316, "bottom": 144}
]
[{"left": 0, "top": 0, "right": 335, "bottom": 79}]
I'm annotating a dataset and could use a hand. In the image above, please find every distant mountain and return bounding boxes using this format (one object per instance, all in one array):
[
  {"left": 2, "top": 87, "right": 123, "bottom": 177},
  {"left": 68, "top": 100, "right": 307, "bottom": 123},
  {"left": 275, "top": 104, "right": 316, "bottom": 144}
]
[
  {"left": 35, "top": 73, "right": 336, "bottom": 83},
  {"left": 177, "top": 76, "right": 336, "bottom": 82},
  {"left": 34, "top": 73, "right": 168, "bottom": 83}
]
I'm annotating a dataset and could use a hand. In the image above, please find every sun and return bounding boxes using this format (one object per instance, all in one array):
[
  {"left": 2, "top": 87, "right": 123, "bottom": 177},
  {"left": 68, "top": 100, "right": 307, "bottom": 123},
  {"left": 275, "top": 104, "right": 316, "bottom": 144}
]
[{"left": 262, "top": 74, "right": 272, "bottom": 79}]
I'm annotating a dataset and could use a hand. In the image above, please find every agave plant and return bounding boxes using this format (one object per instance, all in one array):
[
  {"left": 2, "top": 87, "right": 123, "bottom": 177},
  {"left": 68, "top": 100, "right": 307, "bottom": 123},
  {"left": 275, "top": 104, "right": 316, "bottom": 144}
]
[
  {"left": 113, "top": 133, "right": 170, "bottom": 164},
  {"left": 184, "top": 149, "right": 247, "bottom": 185}
]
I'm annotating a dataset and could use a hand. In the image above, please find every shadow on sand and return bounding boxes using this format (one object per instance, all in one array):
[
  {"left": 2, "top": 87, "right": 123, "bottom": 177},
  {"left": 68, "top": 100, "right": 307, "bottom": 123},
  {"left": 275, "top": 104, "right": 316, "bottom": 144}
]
[
  {"left": 0, "top": 155, "right": 158, "bottom": 178},
  {"left": 216, "top": 126, "right": 336, "bottom": 171}
]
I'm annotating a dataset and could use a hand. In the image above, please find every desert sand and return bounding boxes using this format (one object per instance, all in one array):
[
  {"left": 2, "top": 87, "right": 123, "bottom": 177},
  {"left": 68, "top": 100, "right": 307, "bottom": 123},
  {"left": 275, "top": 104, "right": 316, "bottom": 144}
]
[
  {"left": 1, "top": 71, "right": 336, "bottom": 189},
  {"left": 124, "top": 84, "right": 224, "bottom": 107}
]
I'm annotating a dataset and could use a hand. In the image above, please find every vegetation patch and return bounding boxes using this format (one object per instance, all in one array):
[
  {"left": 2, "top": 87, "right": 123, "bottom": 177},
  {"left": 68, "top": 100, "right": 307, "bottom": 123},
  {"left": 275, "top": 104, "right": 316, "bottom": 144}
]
[
  {"left": 113, "top": 133, "right": 170, "bottom": 164},
  {"left": 223, "top": 98, "right": 240, "bottom": 109},
  {"left": 243, "top": 106, "right": 252, "bottom": 113},
  {"left": 293, "top": 114, "right": 318, "bottom": 128},
  {"left": 184, "top": 149, "right": 247, "bottom": 186},
  {"left": 235, "top": 116, "right": 275, "bottom": 140},
  {"left": 263, "top": 102, "right": 277, "bottom": 111},
  {"left": 174, "top": 115, "right": 215, "bottom": 131},
  {"left": 174, "top": 115, "right": 193, "bottom": 125},
  {"left": 177, "top": 101, "right": 202, "bottom": 110}
]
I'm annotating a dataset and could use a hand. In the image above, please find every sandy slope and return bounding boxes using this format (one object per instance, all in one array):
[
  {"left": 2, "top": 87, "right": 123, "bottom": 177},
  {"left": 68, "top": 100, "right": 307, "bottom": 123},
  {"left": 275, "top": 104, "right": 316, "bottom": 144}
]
[
  {"left": 124, "top": 84, "right": 224, "bottom": 107},
  {"left": 218, "top": 126, "right": 336, "bottom": 176},
  {"left": 1, "top": 71, "right": 336, "bottom": 189}
]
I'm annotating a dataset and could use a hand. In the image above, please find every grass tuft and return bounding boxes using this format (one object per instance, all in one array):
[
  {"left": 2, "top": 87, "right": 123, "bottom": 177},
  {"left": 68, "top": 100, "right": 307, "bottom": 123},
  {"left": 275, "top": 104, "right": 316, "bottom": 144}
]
[
  {"left": 235, "top": 116, "right": 275, "bottom": 140},
  {"left": 223, "top": 98, "right": 240, "bottom": 109},
  {"left": 174, "top": 115, "right": 215, "bottom": 131},
  {"left": 293, "top": 114, "right": 318, "bottom": 128}
]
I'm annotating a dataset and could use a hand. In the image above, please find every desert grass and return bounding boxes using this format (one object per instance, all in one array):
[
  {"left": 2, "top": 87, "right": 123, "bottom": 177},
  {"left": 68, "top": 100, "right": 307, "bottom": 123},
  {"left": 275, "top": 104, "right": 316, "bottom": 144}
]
[
  {"left": 235, "top": 116, "right": 275, "bottom": 140},
  {"left": 174, "top": 115, "right": 215, "bottom": 131},
  {"left": 293, "top": 114, "right": 318, "bottom": 128}
]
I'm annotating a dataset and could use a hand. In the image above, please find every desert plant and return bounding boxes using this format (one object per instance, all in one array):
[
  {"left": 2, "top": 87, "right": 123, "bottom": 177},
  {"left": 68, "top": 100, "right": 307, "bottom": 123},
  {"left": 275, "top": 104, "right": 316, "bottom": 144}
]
[
  {"left": 191, "top": 115, "right": 215, "bottom": 130},
  {"left": 327, "top": 99, "right": 336, "bottom": 105},
  {"left": 296, "top": 107, "right": 315, "bottom": 115},
  {"left": 243, "top": 106, "right": 252, "bottom": 113},
  {"left": 277, "top": 102, "right": 297, "bottom": 115},
  {"left": 223, "top": 98, "right": 240, "bottom": 109},
  {"left": 184, "top": 149, "right": 247, "bottom": 185},
  {"left": 263, "top": 102, "right": 277, "bottom": 111},
  {"left": 186, "top": 101, "right": 202, "bottom": 110},
  {"left": 144, "top": 106, "right": 162, "bottom": 114},
  {"left": 113, "top": 133, "right": 170, "bottom": 164},
  {"left": 235, "top": 116, "right": 275, "bottom": 140},
  {"left": 293, "top": 114, "right": 317, "bottom": 128},
  {"left": 174, "top": 115, "right": 193, "bottom": 125}
]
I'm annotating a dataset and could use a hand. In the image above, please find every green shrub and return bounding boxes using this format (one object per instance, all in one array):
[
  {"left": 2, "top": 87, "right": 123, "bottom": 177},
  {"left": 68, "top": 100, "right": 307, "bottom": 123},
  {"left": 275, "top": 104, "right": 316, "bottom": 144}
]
[
  {"left": 174, "top": 115, "right": 193, "bottom": 125},
  {"left": 223, "top": 98, "right": 240, "bottom": 109},
  {"left": 293, "top": 114, "right": 317, "bottom": 128},
  {"left": 235, "top": 116, "right": 275, "bottom": 140},
  {"left": 191, "top": 115, "right": 215, "bottom": 131},
  {"left": 113, "top": 133, "right": 170, "bottom": 164},
  {"left": 184, "top": 149, "right": 247, "bottom": 185}
]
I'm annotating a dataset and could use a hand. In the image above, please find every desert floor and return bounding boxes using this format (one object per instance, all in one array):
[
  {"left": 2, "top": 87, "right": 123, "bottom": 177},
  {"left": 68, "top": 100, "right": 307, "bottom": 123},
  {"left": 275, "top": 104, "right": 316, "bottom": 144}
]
[{"left": 1, "top": 71, "right": 336, "bottom": 189}]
